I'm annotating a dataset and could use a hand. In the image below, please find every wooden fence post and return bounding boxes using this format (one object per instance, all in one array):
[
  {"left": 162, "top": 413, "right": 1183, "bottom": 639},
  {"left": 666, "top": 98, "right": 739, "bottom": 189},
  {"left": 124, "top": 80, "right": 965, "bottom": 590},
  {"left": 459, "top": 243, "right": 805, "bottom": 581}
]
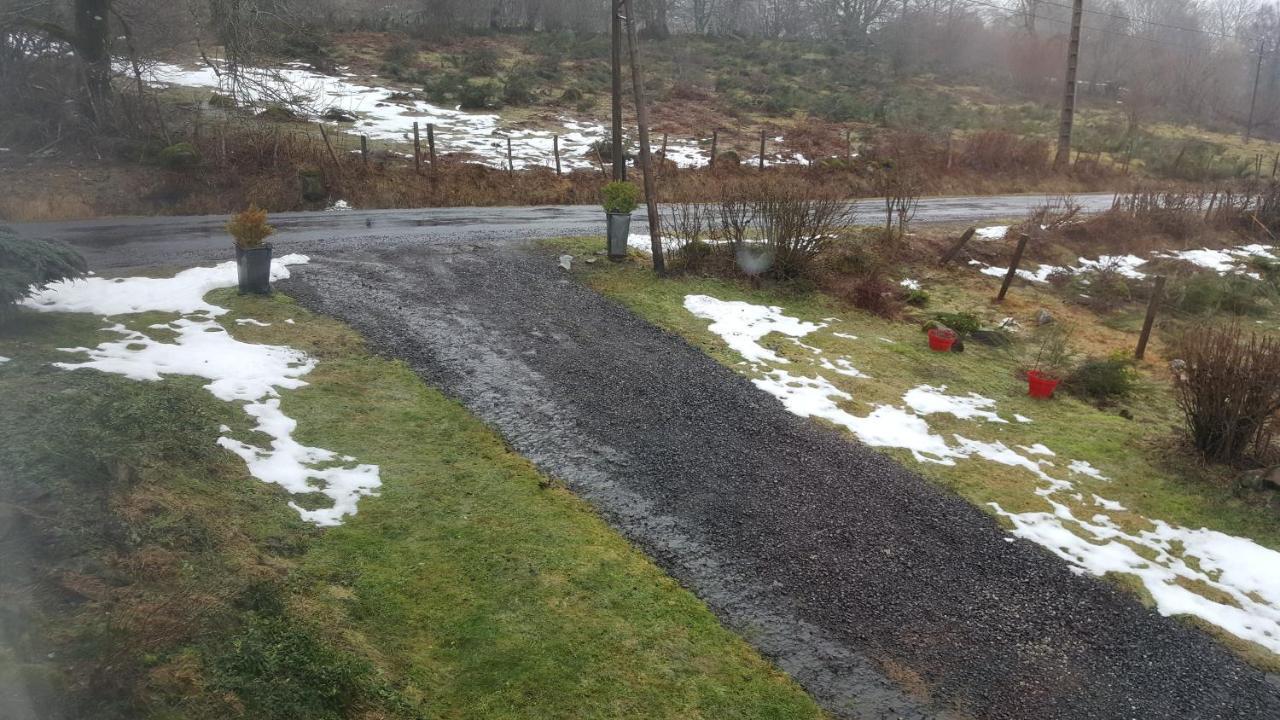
[
  {"left": 995, "top": 233, "right": 1031, "bottom": 302},
  {"left": 945, "top": 130, "right": 954, "bottom": 170},
  {"left": 507, "top": 137, "right": 514, "bottom": 174},
  {"left": 709, "top": 130, "right": 718, "bottom": 169},
  {"left": 360, "top": 135, "right": 368, "bottom": 166},
  {"left": 759, "top": 129, "right": 766, "bottom": 170},
  {"left": 844, "top": 129, "right": 851, "bottom": 165},
  {"left": 1135, "top": 276, "right": 1167, "bottom": 360},
  {"left": 938, "top": 227, "right": 977, "bottom": 266},
  {"left": 660, "top": 132, "right": 668, "bottom": 160},
  {"left": 413, "top": 121, "right": 421, "bottom": 174},
  {"left": 426, "top": 123, "right": 436, "bottom": 170},
  {"left": 317, "top": 123, "right": 341, "bottom": 173},
  {"left": 553, "top": 135, "right": 561, "bottom": 176}
]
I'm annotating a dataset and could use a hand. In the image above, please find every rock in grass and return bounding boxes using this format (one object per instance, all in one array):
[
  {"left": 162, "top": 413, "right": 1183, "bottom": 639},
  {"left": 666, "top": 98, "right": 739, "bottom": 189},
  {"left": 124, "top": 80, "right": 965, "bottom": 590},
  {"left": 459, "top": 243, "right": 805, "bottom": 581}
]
[
  {"left": 1036, "top": 309, "right": 1054, "bottom": 326},
  {"left": 558, "top": 255, "right": 573, "bottom": 271},
  {"left": 970, "top": 330, "right": 1012, "bottom": 347}
]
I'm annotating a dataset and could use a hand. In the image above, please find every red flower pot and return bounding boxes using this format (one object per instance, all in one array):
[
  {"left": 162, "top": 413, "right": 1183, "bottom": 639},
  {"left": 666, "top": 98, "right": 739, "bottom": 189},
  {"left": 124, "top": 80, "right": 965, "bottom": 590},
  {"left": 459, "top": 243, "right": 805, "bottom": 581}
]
[
  {"left": 1027, "top": 370, "right": 1060, "bottom": 398},
  {"left": 927, "top": 327, "right": 957, "bottom": 352}
]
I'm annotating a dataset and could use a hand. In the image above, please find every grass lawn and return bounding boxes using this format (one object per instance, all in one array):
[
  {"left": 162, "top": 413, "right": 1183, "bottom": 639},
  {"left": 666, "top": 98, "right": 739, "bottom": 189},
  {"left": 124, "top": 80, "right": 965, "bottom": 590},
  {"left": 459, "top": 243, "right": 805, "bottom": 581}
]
[
  {"left": 548, "top": 235, "right": 1280, "bottom": 672},
  {"left": 0, "top": 284, "right": 823, "bottom": 719}
]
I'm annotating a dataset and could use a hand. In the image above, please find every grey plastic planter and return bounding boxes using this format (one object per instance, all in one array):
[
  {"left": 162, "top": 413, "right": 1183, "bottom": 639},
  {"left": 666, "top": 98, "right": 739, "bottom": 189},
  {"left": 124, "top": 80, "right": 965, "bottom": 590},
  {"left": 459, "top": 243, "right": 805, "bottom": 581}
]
[
  {"left": 236, "top": 244, "right": 273, "bottom": 295},
  {"left": 606, "top": 212, "right": 632, "bottom": 259}
]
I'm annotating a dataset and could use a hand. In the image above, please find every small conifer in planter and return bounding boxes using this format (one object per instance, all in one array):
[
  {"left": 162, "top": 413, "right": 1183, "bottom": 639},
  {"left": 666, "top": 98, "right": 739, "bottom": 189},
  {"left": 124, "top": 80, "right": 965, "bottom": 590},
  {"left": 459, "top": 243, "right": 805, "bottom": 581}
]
[
  {"left": 601, "top": 180, "right": 639, "bottom": 260},
  {"left": 227, "top": 205, "right": 276, "bottom": 294}
]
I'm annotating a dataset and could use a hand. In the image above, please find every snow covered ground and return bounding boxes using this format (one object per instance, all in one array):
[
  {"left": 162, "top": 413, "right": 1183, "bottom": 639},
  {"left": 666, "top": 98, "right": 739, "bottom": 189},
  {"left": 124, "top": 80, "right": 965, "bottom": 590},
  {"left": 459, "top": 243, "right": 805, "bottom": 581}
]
[
  {"left": 684, "top": 293, "right": 1280, "bottom": 655},
  {"left": 969, "top": 241, "right": 1277, "bottom": 286},
  {"left": 23, "top": 257, "right": 380, "bottom": 526},
  {"left": 144, "top": 59, "right": 709, "bottom": 172}
]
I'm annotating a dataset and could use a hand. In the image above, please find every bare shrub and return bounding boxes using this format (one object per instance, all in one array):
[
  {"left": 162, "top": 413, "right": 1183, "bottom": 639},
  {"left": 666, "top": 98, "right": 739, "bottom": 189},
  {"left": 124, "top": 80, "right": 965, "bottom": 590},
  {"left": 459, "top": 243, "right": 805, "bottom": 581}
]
[
  {"left": 716, "top": 181, "right": 757, "bottom": 255},
  {"left": 754, "top": 184, "right": 851, "bottom": 279},
  {"left": 662, "top": 201, "right": 713, "bottom": 273},
  {"left": 1172, "top": 324, "right": 1280, "bottom": 464},
  {"left": 1108, "top": 188, "right": 1204, "bottom": 239},
  {"left": 959, "top": 131, "right": 1050, "bottom": 175},
  {"left": 815, "top": 240, "right": 901, "bottom": 318}
]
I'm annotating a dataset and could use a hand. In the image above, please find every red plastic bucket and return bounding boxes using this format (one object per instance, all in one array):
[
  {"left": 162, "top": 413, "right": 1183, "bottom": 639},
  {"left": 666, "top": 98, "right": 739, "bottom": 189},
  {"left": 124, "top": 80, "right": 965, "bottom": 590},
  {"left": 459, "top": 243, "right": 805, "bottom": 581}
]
[
  {"left": 1027, "top": 370, "right": 1060, "bottom": 398},
  {"left": 927, "top": 328, "right": 957, "bottom": 352}
]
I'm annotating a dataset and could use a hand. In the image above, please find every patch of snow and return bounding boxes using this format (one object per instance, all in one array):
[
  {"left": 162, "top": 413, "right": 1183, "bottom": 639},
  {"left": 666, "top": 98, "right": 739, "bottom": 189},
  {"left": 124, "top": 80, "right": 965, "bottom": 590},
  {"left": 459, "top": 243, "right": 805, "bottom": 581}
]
[
  {"left": 325, "top": 199, "right": 351, "bottom": 212},
  {"left": 285, "top": 318, "right": 295, "bottom": 324},
  {"left": 993, "top": 499, "right": 1280, "bottom": 655},
  {"left": 1068, "top": 459, "right": 1109, "bottom": 481},
  {"left": 1018, "top": 443, "right": 1055, "bottom": 456},
  {"left": 899, "top": 278, "right": 921, "bottom": 291},
  {"left": 1014, "top": 414, "right": 1033, "bottom": 423},
  {"left": 684, "top": 295, "right": 825, "bottom": 364},
  {"left": 832, "top": 332, "right": 859, "bottom": 340},
  {"left": 975, "top": 226, "right": 1009, "bottom": 240},
  {"left": 1093, "top": 494, "right": 1126, "bottom": 511},
  {"left": 235, "top": 318, "right": 272, "bottom": 327},
  {"left": 903, "top": 385, "right": 1007, "bottom": 423},
  {"left": 32, "top": 258, "right": 379, "bottom": 526},
  {"left": 23, "top": 255, "right": 309, "bottom": 317},
  {"left": 819, "top": 357, "right": 869, "bottom": 378}
]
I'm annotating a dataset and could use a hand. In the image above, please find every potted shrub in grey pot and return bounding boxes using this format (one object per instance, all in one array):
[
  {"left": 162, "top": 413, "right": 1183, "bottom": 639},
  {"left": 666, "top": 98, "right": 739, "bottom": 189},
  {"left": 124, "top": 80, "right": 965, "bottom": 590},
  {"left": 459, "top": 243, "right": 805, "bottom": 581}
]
[
  {"left": 602, "top": 180, "right": 639, "bottom": 260},
  {"left": 227, "top": 205, "right": 276, "bottom": 294}
]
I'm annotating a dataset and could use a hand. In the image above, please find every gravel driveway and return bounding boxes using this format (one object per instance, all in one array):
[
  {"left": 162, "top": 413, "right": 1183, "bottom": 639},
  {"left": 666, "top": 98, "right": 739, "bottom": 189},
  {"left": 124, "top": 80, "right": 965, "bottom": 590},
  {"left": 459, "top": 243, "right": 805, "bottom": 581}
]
[{"left": 278, "top": 236, "right": 1280, "bottom": 720}]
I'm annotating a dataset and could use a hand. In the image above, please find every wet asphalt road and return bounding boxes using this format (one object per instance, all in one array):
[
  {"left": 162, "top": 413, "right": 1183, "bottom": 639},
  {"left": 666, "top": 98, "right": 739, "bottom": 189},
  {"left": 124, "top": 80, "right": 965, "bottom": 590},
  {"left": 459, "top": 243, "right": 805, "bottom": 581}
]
[
  {"left": 25, "top": 194, "right": 1280, "bottom": 718},
  {"left": 11, "top": 192, "right": 1117, "bottom": 269}
]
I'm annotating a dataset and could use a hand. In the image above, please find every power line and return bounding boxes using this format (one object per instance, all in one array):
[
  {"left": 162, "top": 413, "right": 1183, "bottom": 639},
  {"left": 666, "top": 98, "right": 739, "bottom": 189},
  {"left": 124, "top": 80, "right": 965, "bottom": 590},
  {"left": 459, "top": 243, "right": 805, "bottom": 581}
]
[
  {"left": 961, "top": 0, "right": 1273, "bottom": 58},
  {"left": 1030, "top": 0, "right": 1263, "bottom": 46}
]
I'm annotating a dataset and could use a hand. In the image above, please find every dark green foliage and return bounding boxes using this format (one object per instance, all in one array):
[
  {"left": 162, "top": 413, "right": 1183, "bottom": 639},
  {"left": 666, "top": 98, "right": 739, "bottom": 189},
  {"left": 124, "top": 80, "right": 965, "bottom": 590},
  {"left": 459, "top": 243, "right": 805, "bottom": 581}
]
[
  {"left": 931, "top": 311, "right": 981, "bottom": 336},
  {"left": 502, "top": 68, "right": 538, "bottom": 106},
  {"left": 1066, "top": 356, "right": 1138, "bottom": 403},
  {"left": 0, "top": 227, "right": 86, "bottom": 317},
  {"left": 810, "top": 93, "right": 863, "bottom": 123},
  {"left": 458, "top": 47, "right": 501, "bottom": 76},
  {"left": 157, "top": 141, "right": 201, "bottom": 168},
  {"left": 458, "top": 80, "right": 503, "bottom": 110},
  {"left": 1167, "top": 273, "right": 1273, "bottom": 316},
  {"left": 601, "top": 181, "right": 640, "bottom": 214}
]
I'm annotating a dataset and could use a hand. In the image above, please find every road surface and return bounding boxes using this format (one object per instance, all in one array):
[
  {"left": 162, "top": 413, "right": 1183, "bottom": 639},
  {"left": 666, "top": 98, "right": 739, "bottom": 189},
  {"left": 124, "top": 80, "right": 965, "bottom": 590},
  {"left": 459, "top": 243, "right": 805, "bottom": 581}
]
[{"left": 11, "top": 192, "right": 1116, "bottom": 268}]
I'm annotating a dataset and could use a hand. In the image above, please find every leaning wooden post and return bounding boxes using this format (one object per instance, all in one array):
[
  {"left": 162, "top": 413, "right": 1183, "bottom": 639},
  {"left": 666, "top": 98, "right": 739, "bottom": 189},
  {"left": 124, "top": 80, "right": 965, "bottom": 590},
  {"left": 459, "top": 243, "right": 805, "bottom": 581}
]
[
  {"left": 938, "top": 227, "right": 977, "bottom": 266},
  {"left": 660, "top": 132, "right": 668, "bottom": 159},
  {"left": 995, "top": 233, "right": 1030, "bottom": 302},
  {"left": 426, "top": 123, "right": 437, "bottom": 170},
  {"left": 1135, "top": 276, "right": 1167, "bottom": 360},
  {"left": 709, "top": 129, "right": 718, "bottom": 169},
  {"left": 758, "top": 129, "right": 766, "bottom": 170},
  {"left": 506, "top": 137, "right": 514, "bottom": 174},
  {"left": 844, "top": 129, "right": 852, "bottom": 165},
  {"left": 360, "top": 135, "right": 368, "bottom": 166},
  {"left": 621, "top": 0, "right": 664, "bottom": 275},
  {"left": 413, "top": 121, "right": 421, "bottom": 174},
  {"left": 553, "top": 135, "right": 562, "bottom": 176}
]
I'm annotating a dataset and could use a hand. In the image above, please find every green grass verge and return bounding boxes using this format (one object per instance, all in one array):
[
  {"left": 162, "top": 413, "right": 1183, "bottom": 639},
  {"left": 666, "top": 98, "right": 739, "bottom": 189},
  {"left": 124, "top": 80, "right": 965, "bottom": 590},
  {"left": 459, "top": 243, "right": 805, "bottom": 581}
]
[{"left": 0, "top": 289, "right": 823, "bottom": 720}]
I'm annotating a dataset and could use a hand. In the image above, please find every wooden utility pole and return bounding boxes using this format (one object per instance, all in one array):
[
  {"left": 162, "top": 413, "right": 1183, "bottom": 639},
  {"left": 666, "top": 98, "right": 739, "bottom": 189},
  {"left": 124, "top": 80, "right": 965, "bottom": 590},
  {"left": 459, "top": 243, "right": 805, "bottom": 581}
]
[
  {"left": 709, "top": 129, "right": 718, "bottom": 169},
  {"left": 1054, "top": 0, "right": 1084, "bottom": 170},
  {"left": 621, "top": 0, "right": 664, "bottom": 274},
  {"left": 1135, "top": 276, "right": 1166, "bottom": 360},
  {"left": 1246, "top": 41, "right": 1265, "bottom": 142},
  {"left": 553, "top": 135, "right": 562, "bottom": 176},
  {"left": 759, "top": 129, "right": 766, "bottom": 170},
  {"left": 611, "top": 0, "right": 626, "bottom": 181}
]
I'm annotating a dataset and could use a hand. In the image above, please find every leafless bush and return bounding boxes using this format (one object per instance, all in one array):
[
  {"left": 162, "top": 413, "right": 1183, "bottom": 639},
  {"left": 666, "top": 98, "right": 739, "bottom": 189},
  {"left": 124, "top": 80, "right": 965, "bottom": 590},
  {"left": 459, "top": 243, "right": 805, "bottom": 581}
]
[
  {"left": 754, "top": 184, "right": 851, "bottom": 279},
  {"left": 662, "top": 201, "right": 714, "bottom": 273},
  {"left": 959, "top": 131, "right": 1050, "bottom": 175},
  {"left": 716, "top": 181, "right": 756, "bottom": 255},
  {"left": 1172, "top": 324, "right": 1280, "bottom": 465},
  {"left": 1108, "top": 187, "right": 1204, "bottom": 239}
]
